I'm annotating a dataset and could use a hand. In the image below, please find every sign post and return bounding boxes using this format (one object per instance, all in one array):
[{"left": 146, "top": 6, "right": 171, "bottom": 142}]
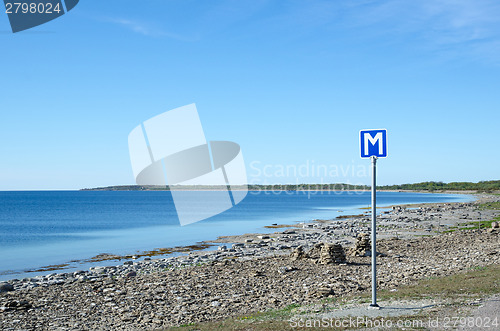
[
  {"left": 360, "top": 129, "right": 387, "bottom": 308},
  {"left": 370, "top": 155, "right": 378, "bottom": 307}
]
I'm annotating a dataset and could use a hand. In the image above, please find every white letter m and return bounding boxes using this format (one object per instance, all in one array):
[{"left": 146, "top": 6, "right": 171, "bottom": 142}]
[{"left": 364, "top": 132, "right": 383, "bottom": 155}]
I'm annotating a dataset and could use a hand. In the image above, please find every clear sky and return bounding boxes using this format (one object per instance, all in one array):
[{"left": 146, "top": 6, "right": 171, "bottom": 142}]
[{"left": 1, "top": 0, "right": 499, "bottom": 190}]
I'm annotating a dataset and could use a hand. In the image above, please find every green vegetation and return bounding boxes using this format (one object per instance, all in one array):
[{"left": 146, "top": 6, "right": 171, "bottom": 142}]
[
  {"left": 479, "top": 201, "right": 500, "bottom": 210},
  {"left": 473, "top": 201, "right": 500, "bottom": 229},
  {"left": 443, "top": 215, "right": 499, "bottom": 232},
  {"left": 380, "top": 180, "right": 500, "bottom": 192},
  {"left": 463, "top": 219, "right": 497, "bottom": 230},
  {"left": 442, "top": 201, "right": 499, "bottom": 232},
  {"left": 247, "top": 183, "right": 370, "bottom": 191},
  {"left": 165, "top": 265, "right": 500, "bottom": 331},
  {"left": 83, "top": 180, "right": 500, "bottom": 193},
  {"left": 81, "top": 185, "right": 169, "bottom": 191},
  {"left": 377, "top": 264, "right": 500, "bottom": 300}
]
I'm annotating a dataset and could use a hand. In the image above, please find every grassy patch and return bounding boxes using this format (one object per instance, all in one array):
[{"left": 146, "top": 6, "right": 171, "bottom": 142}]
[
  {"left": 168, "top": 304, "right": 305, "bottom": 331},
  {"left": 478, "top": 201, "right": 500, "bottom": 210},
  {"left": 461, "top": 201, "right": 500, "bottom": 230},
  {"left": 377, "top": 264, "right": 500, "bottom": 301},
  {"left": 451, "top": 200, "right": 500, "bottom": 230},
  {"left": 165, "top": 265, "right": 500, "bottom": 331},
  {"left": 442, "top": 226, "right": 458, "bottom": 233},
  {"left": 462, "top": 218, "right": 498, "bottom": 229}
]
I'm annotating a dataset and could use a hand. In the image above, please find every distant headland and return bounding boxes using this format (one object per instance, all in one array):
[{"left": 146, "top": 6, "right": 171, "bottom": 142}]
[{"left": 81, "top": 180, "right": 500, "bottom": 193}]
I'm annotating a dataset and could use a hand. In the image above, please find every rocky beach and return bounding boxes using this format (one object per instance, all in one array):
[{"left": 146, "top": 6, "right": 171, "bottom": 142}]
[{"left": 1, "top": 194, "right": 499, "bottom": 330}]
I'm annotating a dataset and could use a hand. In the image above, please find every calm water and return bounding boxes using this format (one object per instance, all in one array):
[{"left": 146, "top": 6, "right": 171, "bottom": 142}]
[{"left": 0, "top": 190, "right": 472, "bottom": 280}]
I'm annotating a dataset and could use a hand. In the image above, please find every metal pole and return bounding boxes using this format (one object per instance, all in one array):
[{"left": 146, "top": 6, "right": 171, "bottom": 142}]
[{"left": 370, "top": 155, "right": 379, "bottom": 308}]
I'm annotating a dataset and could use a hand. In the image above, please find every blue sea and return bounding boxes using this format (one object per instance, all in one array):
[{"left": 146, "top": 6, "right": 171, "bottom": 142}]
[{"left": 0, "top": 190, "right": 472, "bottom": 280}]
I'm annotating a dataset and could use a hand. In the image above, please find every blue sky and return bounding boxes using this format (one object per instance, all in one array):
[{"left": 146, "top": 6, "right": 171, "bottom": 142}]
[{"left": 1, "top": 0, "right": 499, "bottom": 190}]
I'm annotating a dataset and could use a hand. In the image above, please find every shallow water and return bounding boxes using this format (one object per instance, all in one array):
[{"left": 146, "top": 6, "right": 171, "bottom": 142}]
[{"left": 0, "top": 190, "right": 472, "bottom": 280}]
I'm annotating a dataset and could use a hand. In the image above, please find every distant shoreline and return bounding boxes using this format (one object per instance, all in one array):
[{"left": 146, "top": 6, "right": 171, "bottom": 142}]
[{"left": 80, "top": 183, "right": 499, "bottom": 194}]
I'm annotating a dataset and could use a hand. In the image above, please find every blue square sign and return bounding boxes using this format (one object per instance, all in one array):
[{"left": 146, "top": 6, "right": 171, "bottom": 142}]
[{"left": 360, "top": 129, "right": 387, "bottom": 158}]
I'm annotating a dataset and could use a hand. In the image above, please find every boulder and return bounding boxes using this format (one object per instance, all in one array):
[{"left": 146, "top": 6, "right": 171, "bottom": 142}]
[
  {"left": 309, "top": 287, "right": 334, "bottom": 298},
  {"left": 0, "top": 282, "right": 14, "bottom": 292}
]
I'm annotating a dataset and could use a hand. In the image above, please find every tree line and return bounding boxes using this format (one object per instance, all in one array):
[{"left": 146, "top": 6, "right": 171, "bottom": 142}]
[
  {"left": 83, "top": 180, "right": 500, "bottom": 192},
  {"left": 378, "top": 180, "right": 500, "bottom": 192}
]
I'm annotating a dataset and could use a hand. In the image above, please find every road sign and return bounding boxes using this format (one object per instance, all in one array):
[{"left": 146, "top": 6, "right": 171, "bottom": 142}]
[
  {"left": 359, "top": 128, "right": 388, "bottom": 308},
  {"left": 360, "top": 129, "right": 387, "bottom": 158}
]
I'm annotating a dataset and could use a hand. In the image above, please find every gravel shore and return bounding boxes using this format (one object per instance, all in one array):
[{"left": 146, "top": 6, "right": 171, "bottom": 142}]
[{"left": 1, "top": 194, "right": 499, "bottom": 330}]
